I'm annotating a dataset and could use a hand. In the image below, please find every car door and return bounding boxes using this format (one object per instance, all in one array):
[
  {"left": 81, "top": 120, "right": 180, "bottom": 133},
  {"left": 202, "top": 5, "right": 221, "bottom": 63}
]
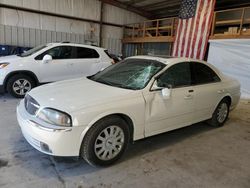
[
  {"left": 35, "top": 46, "right": 75, "bottom": 83},
  {"left": 191, "top": 62, "right": 223, "bottom": 122},
  {"left": 70, "top": 46, "right": 101, "bottom": 77},
  {"left": 143, "top": 62, "right": 195, "bottom": 137}
]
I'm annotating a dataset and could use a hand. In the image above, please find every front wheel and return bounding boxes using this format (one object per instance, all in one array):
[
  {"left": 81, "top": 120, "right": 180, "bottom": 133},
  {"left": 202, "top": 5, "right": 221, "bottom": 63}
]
[
  {"left": 7, "top": 74, "right": 35, "bottom": 98},
  {"left": 81, "top": 116, "right": 130, "bottom": 167},
  {"left": 208, "top": 99, "right": 230, "bottom": 127}
]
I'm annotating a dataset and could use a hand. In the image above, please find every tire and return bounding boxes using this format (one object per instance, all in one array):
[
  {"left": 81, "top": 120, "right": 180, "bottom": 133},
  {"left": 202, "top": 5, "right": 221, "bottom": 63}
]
[
  {"left": 208, "top": 98, "right": 230, "bottom": 127},
  {"left": 81, "top": 116, "right": 130, "bottom": 167},
  {"left": 6, "top": 74, "right": 35, "bottom": 98}
]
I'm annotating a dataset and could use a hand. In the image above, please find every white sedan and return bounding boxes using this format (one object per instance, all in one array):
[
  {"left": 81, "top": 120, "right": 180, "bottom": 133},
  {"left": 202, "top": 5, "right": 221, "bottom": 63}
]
[{"left": 17, "top": 56, "right": 241, "bottom": 166}]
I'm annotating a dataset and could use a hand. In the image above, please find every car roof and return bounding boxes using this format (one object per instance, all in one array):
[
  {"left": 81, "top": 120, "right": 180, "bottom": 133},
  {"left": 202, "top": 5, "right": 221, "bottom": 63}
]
[
  {"left": 127, "top": 55, "right": 205, "bottom": 65},
  {"left": 47, "top": 42, "right": 107, "bottom": 50}
]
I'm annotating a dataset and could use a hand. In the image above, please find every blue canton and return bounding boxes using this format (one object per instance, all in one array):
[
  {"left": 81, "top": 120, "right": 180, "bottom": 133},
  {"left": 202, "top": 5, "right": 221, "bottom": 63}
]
[{"left": 179, "top": 0, "right": 198, "bottom": 19}]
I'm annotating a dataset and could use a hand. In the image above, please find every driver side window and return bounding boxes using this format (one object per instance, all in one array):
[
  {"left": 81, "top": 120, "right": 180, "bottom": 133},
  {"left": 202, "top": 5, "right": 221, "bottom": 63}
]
[
  {"left": 35, "top": 46, "right": 73, "bottom": 60},
  {"left": 157, "top": 62, "right": 191, "bottom": 88}
]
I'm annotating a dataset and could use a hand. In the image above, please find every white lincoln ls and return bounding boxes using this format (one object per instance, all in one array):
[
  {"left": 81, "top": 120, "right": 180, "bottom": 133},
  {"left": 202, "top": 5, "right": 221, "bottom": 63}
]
[{"left": 17, "top": 56, "right": 241, "bottom": 166}]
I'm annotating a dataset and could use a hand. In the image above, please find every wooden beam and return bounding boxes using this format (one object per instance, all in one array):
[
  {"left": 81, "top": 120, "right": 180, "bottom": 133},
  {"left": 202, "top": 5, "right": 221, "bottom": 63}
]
[
  {"left": 99, "top": 0, "right": 152, "bottom": 18},
  {"left": 122, "top": 36, "right": 174, "bottom": 43},
  {"left": 210, "top": 34, "right": 250, "bottom": 40}
]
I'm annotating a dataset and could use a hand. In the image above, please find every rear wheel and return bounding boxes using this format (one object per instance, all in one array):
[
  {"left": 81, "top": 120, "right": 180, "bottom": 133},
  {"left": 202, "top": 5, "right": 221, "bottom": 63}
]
[
  {"left": 7, "top": 74, "right": 35, "bottom": 98},
  {"left": 208, "top": 98, "right": 230, "bottom": 127},
  {"left": 81, "top": 116, "right": 130, "bottom": 167}
]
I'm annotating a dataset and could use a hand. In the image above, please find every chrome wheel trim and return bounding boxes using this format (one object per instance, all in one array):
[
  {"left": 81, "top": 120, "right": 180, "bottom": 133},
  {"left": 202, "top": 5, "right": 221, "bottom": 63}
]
[
  {"left": 217, "top": 103, "right": 228, "bottom": 123},
  {"left": 12, "top": 79, "right": 31, "bottom": 95},
  {"left": 94, "top": 125, "right": 125, "bottom": 161}
]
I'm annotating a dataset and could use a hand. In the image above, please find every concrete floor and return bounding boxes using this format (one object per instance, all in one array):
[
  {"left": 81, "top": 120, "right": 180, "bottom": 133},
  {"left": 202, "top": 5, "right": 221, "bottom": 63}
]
[{"left": 0, "top": 94, "right": 250, "bottom": 188}]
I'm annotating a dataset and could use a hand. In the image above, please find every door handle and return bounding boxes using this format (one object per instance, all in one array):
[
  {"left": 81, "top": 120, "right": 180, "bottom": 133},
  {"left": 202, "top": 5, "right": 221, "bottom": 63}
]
[{"left": 217, "top": 89, "right": 225, "bottom": 94}]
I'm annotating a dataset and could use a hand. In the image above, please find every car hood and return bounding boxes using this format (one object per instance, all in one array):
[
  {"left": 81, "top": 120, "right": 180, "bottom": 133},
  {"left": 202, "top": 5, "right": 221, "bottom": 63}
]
[
  {"left": 0, "top": 55, "right": 22, "bottom": 63},
  {"left": 28, "top": 77, "right": 139, "bottom": 113}
]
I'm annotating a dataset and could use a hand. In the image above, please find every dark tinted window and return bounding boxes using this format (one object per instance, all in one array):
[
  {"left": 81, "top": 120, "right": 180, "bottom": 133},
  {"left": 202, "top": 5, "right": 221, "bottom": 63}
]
[
  {"left": 75, "top": 47, "right": 99, "bottom": 58},
  {"left": 35, "top": 46, "right": 73, "bottom": 60},
  {"left": 192, "top": 62, "right": 220, "bottom": 84},
  {"left": 157, "top": 62, "right": 191, "bottom": 88}
]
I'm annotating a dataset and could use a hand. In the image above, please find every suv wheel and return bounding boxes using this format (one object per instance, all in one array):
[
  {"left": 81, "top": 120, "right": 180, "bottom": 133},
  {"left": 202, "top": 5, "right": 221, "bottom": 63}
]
[
  {"left": 81, "top": 116, "right": 130, "bottom": 167},
  {"left": 7, "top": 74, "right": 35, "bottom": 98}
]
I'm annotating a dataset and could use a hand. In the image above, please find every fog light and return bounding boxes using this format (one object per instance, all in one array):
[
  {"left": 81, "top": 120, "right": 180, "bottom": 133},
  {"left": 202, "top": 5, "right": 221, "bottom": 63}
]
[{"left": 40, "top": 142, "right": 52, "bottom": 153}]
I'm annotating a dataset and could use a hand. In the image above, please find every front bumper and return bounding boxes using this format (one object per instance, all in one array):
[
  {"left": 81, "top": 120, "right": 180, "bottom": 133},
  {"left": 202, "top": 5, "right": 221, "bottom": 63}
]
[
  {"left": 0, "top": 85, "right": 4, "bottom": 93},
  {"left": 16, "top": 100, "right": 84, "bottom": 156}
]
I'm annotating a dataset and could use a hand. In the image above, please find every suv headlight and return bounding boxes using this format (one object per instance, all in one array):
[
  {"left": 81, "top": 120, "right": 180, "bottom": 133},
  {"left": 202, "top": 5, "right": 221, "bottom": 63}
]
[
  {"left": 0, "top": 63, "right": 9, "bottom": 69},
  {"left": 37, "top": 108, "right": 72, "bottom": 127}
]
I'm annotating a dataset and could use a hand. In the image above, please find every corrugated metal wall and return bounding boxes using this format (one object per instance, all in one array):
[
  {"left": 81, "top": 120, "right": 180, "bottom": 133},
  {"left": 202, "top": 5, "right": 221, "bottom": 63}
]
[
  {"left": 0, "top": 24, "right": 98, "bottom": 47},
  {"left": 0, "top": 0, "right": 146, "bottom": 55}
]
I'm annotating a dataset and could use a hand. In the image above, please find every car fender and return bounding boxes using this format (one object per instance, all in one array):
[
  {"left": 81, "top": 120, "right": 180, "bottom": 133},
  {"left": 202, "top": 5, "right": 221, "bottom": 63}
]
[
  {"left": 213, "top": 92, "right": 233, "bottom": 112},
  {"left": 78, "top": 109, "right": 136, "bottom": 152},
  {"left": 3, "top": 70, "right": 39, "bottom": 87}
]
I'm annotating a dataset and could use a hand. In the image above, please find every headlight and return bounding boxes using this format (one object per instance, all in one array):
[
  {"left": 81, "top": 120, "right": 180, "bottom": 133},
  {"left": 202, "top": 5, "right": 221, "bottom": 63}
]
[
  {"left": 0, "top": 63, "right": 9, "bottom": 69},
  {"left": 37, "top": 108, "right": 72, "bottom": 127}
]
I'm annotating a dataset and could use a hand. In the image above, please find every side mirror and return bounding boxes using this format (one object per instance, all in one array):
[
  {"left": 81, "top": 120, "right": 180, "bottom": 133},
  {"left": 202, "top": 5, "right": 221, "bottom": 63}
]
[
  {"left": 161, "top": 88, "right": 171, "bottom": 99},
  {"left": 42, "top": 54, "right": 52, "bottom": 64},
  {"left": 151, "top": 79, "right": 172, "bottom": 99}
]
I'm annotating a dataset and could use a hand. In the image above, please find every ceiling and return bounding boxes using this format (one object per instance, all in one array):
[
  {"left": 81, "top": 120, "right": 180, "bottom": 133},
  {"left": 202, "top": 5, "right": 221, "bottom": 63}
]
[{"left": 100, "top": 0, "right": 250, "bottom": 19}]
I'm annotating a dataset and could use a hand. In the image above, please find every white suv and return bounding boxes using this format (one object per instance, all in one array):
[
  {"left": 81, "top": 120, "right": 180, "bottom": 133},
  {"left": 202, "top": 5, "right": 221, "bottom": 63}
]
[{"left": 0, "top": 43, "right": 113, "bottom": 98}]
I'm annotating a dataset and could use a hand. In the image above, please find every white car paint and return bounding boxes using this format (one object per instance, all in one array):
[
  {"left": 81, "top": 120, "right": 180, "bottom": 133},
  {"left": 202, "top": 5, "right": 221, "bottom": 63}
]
[
  {"left": 0, "top": 43, "right": 113, "bottom": 91},
  {"left": 16, "top": 56, "right": 241, "bottom": 157}
]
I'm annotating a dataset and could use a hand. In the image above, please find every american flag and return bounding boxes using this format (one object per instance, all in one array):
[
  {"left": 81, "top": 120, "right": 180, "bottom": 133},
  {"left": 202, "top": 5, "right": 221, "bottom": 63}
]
[{"left": 172, "top": 0, "right": 215, "bottom": 60}]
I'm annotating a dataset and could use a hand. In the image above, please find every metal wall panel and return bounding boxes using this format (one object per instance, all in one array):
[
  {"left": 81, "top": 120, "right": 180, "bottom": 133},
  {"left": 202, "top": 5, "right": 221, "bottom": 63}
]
[
  {"left": 17, "top": 27, "right": 24, "bottom": 46},
  {"left": 11, "top": 26, "right": 18, "bottom": 46},
  {"left": 23, "top": 28, "right": 30, "bottom": 47},
  {"left": 0, "top": 0, "right": 147, "bottom": 54},
  {"left": 4, "top": 26, "right": 12, "bottom": 45},
  {"left": 29, "top": 28, "right": 36, "bottom": 47},
  {"left": 0, "top": 24, "right": 100, "bottom": 48},
  {"left": 35, "top": 29, "right": 41, "bottom": 45},
  {"left": 0, "top": 24, "right": 5, "bottom": 44}
]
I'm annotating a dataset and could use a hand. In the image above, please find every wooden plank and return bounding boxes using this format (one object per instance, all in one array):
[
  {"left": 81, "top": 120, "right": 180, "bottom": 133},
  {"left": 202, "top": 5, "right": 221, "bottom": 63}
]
[
  {"left": 210, "top": 34, "right": 250, "bottom": 39},
  {"left": 156, "top": 20, "right": 159, "bottom": 37},
  {"left": 239, "top": 8, "right": 245, "bottom": 35},
  {"left": 211, "top": 12, "right": 216, "bottom": 36},
  {"left": 215, "top": 19, "right": 241, "bottom": 26},
  {"left": 215, "top": 6, "right": 249, "bottom": 13},
  {"left": 122, "top": 36, "right": 174, "bottom": 43}
]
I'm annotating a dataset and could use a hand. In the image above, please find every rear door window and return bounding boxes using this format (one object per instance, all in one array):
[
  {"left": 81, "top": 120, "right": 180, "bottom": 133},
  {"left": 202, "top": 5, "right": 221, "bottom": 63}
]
[
  {"left": 191, "top": 62, "right": 221, "bottom": 85},
  {"left": 74, "top": 47, "right": 100, "bottom": 58}
]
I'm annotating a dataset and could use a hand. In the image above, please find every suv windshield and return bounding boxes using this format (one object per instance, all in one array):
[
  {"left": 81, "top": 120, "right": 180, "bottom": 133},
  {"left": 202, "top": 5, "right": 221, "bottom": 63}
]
[
  {"left": 18, "top": 45, "right": 47, "bottom": 57},
  {"left": 89, "top": 58, "right": 165, "bottom": 90}
]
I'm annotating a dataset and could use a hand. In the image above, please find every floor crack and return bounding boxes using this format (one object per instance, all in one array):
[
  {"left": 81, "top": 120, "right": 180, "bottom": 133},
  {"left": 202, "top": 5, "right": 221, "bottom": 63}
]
[{"left": 49, "top": 156, "right": 66, "bottom": 188}]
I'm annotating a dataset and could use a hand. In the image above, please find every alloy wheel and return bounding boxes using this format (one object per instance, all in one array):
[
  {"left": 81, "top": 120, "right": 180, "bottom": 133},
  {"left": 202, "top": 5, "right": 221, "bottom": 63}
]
[
  {"left": 94, "top": 125, "right": 125, "bottom": 161},
  {"left": 12, "top": 79, "right": 31, "bottom": 95}
]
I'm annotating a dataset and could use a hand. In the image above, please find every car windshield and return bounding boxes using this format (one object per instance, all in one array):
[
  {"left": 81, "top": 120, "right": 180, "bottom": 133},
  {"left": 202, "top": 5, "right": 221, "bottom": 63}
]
[
  {"left": 89, "top": 58, "right": 166, "bottom": 90},
  {"left": 18, "top": 45, "right": 47, "bottom": 57}
]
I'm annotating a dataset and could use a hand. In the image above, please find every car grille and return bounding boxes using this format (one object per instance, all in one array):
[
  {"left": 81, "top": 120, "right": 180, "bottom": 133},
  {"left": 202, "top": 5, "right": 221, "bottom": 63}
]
[{"left": 24, "top": 95, "right": 40, "bottom": 115}]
